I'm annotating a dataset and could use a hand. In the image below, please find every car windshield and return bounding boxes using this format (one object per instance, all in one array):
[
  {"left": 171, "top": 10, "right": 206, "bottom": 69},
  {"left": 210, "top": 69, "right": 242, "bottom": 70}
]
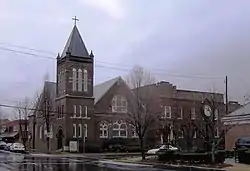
[{"left": 238, "top": 137, "right": 250, "bottom": 144}]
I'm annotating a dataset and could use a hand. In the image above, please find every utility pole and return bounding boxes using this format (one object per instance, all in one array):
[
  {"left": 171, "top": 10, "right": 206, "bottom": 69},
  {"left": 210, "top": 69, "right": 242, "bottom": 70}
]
[{"left": 225, "top": 76, "right": 228, "bottom": 115}]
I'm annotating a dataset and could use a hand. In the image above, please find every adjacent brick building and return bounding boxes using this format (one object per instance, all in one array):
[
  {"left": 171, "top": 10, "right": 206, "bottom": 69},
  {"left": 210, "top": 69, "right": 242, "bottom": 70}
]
[
  {"left": 222, "top": 103, "right": 250, "bottom": 150},
  {"left": 0, "top": 119, "right": 28, "bottom": 144},
  {"left": 28, "top": 24, "right": 228, "bottom": 153}
]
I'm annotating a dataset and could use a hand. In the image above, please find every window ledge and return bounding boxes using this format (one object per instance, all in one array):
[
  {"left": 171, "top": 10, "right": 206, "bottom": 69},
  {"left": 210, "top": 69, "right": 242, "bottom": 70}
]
[
  {"left": 161, "top": 116, "right": 171, "bottom": 119},
  {"left": 70, "top": 116, "right": 91, "bottom": 120},
  {"left": 112, "top": 136, "right": 127, "bottom": 138},
  {"left": 100, "top": 136, "right": 108, "bottom": 139}
]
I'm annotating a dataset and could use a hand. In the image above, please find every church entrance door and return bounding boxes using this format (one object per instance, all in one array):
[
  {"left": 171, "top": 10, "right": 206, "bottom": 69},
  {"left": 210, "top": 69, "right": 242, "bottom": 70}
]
[{"left": 57, "top": 129, "right": 63, "bottom": 150}]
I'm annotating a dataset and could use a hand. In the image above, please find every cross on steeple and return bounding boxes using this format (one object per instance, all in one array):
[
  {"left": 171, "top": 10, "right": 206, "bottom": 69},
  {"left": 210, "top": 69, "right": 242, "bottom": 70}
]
[{"left": 72, "top": 16, "right": 79, "bottom": 26}]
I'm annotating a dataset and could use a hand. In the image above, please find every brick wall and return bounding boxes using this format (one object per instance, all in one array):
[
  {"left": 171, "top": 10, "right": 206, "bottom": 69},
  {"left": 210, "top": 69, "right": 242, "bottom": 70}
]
[{"left": 225, "top": 123, "right": 250, "bottom": 150}]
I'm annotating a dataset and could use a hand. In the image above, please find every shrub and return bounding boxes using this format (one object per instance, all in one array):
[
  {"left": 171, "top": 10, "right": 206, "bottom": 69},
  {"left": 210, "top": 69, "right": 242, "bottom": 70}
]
[
  {"left": 85, "top": 143, "right": 102, "bottom": 153},
  {"left": 225, "top": 150, "right": 235, "bottom": 158},
  {"left": 127, "top": 146, "right": 141, "bottom": 152},
  {"left": 157, "top": 150, "right": 225, "bottom": 164},
  {"left": 237, "top": 148, "right": 250, "bottom": 164}
]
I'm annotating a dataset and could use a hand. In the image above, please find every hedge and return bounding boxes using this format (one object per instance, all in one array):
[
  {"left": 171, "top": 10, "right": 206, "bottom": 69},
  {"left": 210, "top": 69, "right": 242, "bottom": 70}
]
[
  {"left": 158, "top": 150, "right": 225, "bottom": 164},
  {"left": 237, "top": 148, "right": 250, "bottom": 164}
]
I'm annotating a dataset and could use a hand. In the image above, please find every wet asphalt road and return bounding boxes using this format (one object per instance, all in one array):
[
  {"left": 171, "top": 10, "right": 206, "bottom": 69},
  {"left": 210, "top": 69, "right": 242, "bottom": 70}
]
[{"left": 0, "top": 151, "right": 173, "bottom": 171}]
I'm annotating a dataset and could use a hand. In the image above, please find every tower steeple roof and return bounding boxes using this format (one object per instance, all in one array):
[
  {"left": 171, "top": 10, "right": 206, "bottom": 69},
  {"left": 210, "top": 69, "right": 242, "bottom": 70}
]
[{"left": 61, "top": 25, "right": 89, "bottom": 58}]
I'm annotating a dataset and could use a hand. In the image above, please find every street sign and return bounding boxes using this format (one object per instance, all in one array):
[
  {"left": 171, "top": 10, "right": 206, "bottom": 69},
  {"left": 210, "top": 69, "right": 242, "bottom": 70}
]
[{"left": 45, "top": 131, "right": 53, "bottom": 138}]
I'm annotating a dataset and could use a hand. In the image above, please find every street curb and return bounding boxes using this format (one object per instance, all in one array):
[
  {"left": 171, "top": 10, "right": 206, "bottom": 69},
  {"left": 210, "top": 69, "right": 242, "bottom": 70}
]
[
  {"left": 0, "top": 150, "right": 24, "bottom": 156},
  {"left": 94, "top": 160, "right": 153, "bottom": 170},
  {"left": 152, "top": 164, "right": 227, "bottom": 171},
  {"left": 1, "top": 163, "right": 13, "bottom": 171}
]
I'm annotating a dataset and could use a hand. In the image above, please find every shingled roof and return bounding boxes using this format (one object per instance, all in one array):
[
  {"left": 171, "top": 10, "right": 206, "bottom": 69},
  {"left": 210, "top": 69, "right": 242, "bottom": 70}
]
[
  {"left": 93, "top": 77, "right": 121, "bottom": 104},
  {"left": 61, "top": 25, "right": 89, "bottom": 58},
  {"left": 36, "top": 77, "right": 123, "bottom": 106}
]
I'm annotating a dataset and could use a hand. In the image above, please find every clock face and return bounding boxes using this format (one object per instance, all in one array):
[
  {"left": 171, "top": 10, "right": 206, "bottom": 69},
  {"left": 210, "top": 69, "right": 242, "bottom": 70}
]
[{"left": 204, "top": 105, "right": 211, "bottom": 117}]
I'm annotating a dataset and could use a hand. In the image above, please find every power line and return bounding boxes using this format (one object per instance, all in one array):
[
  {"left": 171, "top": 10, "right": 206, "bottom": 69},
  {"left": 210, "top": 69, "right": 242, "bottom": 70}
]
[
  {"left": 0, "top": 45, "right": 223, "bottom": 80},
  {"left": 0, "top": 103, "right": 97, "bottom": 119},
  {"left": 0, "top": 42, "right": 223, "bottom": 77},
  {"left": 0, "top": 42, "right": 56, "bottom": 55},
  {"left": 0, "top": 46, "right": 55, "bottom": 60}
]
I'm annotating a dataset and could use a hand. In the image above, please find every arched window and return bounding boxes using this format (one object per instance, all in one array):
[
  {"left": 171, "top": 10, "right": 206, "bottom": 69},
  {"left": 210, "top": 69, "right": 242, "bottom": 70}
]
[
  {"left": 44, "top": 123, "right": 53, "bottom": 138},
  {"left": 72, "top": 68, "right": 77, "bottom": 91},
  {"left": 58, "top": 71, "right": 61, "bottom": 94},
  {"left": 100, "top": 122, "right": 108, "bottom": 138},
  {"left": 83, "top": 69, "right": 88, "bottom": 91},
  {"left": 111, "top": 95, "right": 127, "bottom": 113},
  {"left": 112, "top": 121, "right": 127, "bottom": 138},
  {"left": 178, "top": 129, "right": 184, "bottom": 138},
  {"left": 131, "top": 125, "right": 138, "bottom": 138},
  {"left": 39, "top": 126, "right": 43, "bottom": 139},
  {"left": 78, "top": 69, "right": 82, "bottom": 91}
]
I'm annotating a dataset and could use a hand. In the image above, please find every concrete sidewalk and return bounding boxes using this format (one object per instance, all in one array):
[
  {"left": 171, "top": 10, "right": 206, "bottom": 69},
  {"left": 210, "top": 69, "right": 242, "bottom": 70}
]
[
  {"left": 226, "top": 163, "right": 250, "bottom": 171},
  {"left": 224, "top": 158, "right": 250, "bottom": 171}
]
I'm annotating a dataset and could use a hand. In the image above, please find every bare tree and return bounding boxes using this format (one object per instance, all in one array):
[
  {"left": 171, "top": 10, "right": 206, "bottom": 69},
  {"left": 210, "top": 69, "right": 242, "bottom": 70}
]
[
  {"left": 36, "top": 82, "right": 54, "bottom": 153},
  {"left": 181, "top": 116, "right": 196, "bottom": 151},
  {"left": 196, "top": 97, "right": 238, "bottom": 164},
  {"left": 0, "top": 107, "right": 5, "bottom": 135},
  {"left": 16, "top": 97, "right": 34, "bottom": 150},
  {"left": 159, "top": 116, "right": 177, "bottom": 147},
  {"left": 126, "top": 65, "right": 158, "bottom": 160}
]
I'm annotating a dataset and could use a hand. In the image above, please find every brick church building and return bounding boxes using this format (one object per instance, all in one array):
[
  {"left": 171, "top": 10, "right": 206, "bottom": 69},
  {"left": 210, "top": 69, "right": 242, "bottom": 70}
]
[{"left": 28, "top": 23, "right": 228, "bottom": 153}]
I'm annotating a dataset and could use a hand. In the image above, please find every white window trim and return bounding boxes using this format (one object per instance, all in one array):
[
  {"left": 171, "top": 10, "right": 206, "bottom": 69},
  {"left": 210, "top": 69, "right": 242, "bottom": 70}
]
[
  {"left": 100, "top": 122, "right": 108, "bottom": 138},
  {"left": 78, "top": 124, "right": 82, "bottom": 138},
  {"left": 84, "top": 124, "right": 87, "bottom": 138},
  {"left": 112, "top": 121, "right": 127, "bottom": 138},
  {"left": 178, "top": 107, "right": 183, "bottom": 119},
  {"left": 73, "top": 105, "right": 77, "bottom": 117},
  {"left": 193, "top": 130, "right": 197, "bottom": 138},
  {"left": 72, "top": 68, "right": 77, "bottom": 91},
  {"left": 84, "top": 106, "right": 88, "bottom": 118},
  {"left": 191, "top": 107, "right": 196, "bottom": 120},
  {"left": 73, "top": 124, "right": 76, "bottom": 138},
  {"left": 79, "top": 105, "right": 82, "bottom": 117},
  {"left": 83, "top": 69, "right": 88, "bottom": 92},
  {"left": 78, "top": 69, "right": 82, "bottom": 91},
  {"left": 178, "top": 129, "right": 184, "bottom": 138},
  {"left": 111, "top": 95, "right": 128, "bottom": 113},
  {"left": 163, "top": 106, "right": 171, "bottom": 118},
  {"left": 131, "top": 125, "right": 138, "bottom": 138},
  {"left": 215, "top": 109, "right": 219, "bottom": 121},
  {"left": 39, "top": 126, "right": 42, "bottom": 139}
]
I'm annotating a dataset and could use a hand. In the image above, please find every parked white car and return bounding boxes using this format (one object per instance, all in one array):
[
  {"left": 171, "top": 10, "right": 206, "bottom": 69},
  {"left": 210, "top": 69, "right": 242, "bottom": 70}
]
[
  {"left": 5, "top": 143, "right": 13, "bottom": 151},
  {"left": 147, "top": 145, "right": 178, "bottom": 154},
  {"left": 0, "top": 141, "right": 6, "bottom": 149},
  {"left": 10, "top": 143, "right": 25, "bottom": 153}
]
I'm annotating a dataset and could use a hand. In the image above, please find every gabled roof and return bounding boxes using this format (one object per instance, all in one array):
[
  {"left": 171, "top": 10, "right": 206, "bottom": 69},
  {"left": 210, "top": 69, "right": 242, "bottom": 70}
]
[
  {"left": 61, "top": 25, "right": 89, "bottom": 58},
  {"left": 34, "top": 81, "right": 56, "bottom": 116},
  {"left": 227, "top": 102, "right": 250, "bottom": 117},
  {"left": 93, "top": 77, "right": 121, "bottom": 104},
  {"left": 222, "top": 102, "right": 250, "bottom": 124}
]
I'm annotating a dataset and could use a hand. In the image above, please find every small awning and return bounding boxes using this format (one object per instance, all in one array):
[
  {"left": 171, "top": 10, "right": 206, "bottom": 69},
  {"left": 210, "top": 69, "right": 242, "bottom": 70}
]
[{"left": 0, "top": 132, "right": 19, "bottom": 138}]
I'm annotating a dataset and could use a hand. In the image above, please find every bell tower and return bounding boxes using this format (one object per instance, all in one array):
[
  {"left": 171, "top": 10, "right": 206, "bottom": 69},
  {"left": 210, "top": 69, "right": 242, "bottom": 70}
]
[{"left": 55, "top": 17, "right": 94, "bottom": 151}]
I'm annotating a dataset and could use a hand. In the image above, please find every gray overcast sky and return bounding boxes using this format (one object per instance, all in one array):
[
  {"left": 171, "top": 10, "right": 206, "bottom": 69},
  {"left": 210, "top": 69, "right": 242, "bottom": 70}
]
[{"left": 0, "top": 0, "right": 250, "bottom": 112}]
